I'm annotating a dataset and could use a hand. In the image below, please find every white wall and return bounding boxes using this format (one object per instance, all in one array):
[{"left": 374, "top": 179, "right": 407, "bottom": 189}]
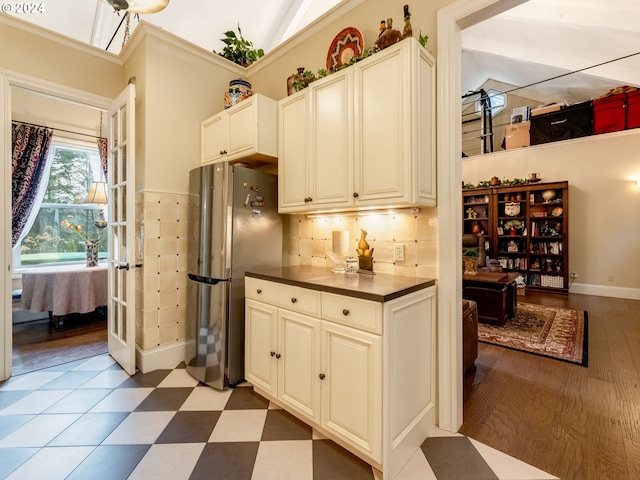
[{"left": 462, "top": 130, "right": 640, "bottom": 297}]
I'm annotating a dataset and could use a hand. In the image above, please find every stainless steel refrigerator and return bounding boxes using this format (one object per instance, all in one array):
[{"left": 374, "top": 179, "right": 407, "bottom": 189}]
[{"left": 186, "top": 162, "right": 282, "bottom": 390}]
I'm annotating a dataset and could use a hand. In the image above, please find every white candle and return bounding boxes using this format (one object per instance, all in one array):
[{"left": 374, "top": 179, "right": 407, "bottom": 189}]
[{"left": 332, "top": 230, "right": 349, "bottom": 255}]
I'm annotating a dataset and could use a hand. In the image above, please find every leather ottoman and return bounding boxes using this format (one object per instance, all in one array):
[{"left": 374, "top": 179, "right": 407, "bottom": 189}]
[{"left": 463, "top": 299, "right": 478, "bottom": 373}]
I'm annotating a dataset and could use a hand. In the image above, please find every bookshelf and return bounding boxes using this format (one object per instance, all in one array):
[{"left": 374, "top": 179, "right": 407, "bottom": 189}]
[{"left": 463, "top": 181, "right": 569, "bottom": 294}]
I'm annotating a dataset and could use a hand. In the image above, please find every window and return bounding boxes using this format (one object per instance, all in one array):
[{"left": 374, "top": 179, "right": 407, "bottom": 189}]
[{"left": 14, "top": 139, "right": 107, "bottom": 268}]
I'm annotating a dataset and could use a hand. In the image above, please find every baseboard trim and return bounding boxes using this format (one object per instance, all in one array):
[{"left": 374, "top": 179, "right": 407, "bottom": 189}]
[
  {"left": 569, "top": 282, "right": 640, "bottom": 300},
  {"left": 136, "top": 339, "right": 196, "bottom": 374}
]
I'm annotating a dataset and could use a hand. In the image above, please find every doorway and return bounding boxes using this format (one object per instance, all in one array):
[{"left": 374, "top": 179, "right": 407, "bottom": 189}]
[
  {"left": 435, "top": 0, "right": 528, "bottom": 433},
  {"left": 3, "top": 74, "right": 112, "bottom": 378}
]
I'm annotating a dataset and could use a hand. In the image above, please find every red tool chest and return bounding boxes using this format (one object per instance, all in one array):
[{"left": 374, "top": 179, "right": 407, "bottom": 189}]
[
  {"left": 627, "top": 90, "right": 640, "bottom": 129},
  {"left": 593, "top": 93, "right": 627, "bottom": 134}
]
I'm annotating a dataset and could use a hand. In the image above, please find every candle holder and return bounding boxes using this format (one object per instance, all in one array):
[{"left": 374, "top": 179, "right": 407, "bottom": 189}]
[{"left": 327, "top": 251, "right": 347, "bottom": 274}]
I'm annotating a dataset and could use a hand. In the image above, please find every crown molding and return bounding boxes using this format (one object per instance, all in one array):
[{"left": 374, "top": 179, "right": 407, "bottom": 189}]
[
  {"left": 120, "top": 21, "right": 246, "bottom": 75},
  {"left": 0, "top": 13, "right": 121, "bottom": 65}
]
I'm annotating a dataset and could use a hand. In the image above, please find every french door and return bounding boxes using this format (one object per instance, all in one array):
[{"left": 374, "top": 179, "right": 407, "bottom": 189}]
[{"left": 107, "top": 83, "right": 137, "bottom": 375}]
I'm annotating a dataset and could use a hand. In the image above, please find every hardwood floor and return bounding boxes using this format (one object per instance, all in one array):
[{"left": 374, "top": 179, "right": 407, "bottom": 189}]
[
  {"left": 460, "top": 291, "right": 640, "bottom": 480},
  {"left": 12, "top": 309, "right": 107, "bottom": 376}
]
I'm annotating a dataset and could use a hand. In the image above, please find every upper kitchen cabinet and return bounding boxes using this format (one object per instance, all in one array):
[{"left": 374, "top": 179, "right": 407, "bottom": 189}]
[
  {"left": 278, "top": 69, "right": 353, "bottom": 212},
  {"left": 201, "top": 94, "right": 277, "bottom": 165},
  {"left": 278, "top": 38, "right": 436, "bottom": 214},
  {"left": 355, "top": 39, "right": 436, "bottom": 207}
]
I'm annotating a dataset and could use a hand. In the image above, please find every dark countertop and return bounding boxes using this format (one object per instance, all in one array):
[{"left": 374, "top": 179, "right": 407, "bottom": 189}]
[{"left": 246, "top": 266, "right": 436, "bottom": 303}]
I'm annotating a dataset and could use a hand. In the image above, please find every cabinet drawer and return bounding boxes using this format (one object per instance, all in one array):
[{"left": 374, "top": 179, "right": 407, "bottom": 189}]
[
  {"left": 245, "top": 277, "right": 321, "bottom": 317},
  {"left": 321, "top": 293, "right": 382, "bottom": 334}
]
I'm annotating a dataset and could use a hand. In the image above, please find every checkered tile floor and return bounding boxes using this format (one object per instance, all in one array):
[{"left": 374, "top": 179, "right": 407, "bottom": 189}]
[{"left": 0, "top": 355, "right": 557, "bottom": 479}]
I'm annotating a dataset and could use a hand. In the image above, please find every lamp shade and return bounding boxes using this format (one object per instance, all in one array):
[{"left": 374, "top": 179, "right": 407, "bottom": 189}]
[
  {"left": 101, "top": 0, "right": 169, "bottom": 13},
  {"left": 84, "top": 181, "right": 108, "bottom": 205}
]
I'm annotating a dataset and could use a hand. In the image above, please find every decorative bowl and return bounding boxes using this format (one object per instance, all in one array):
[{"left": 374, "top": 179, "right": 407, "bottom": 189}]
[{"left": 552, "top": 207, "right": 563, "bottom": 217}]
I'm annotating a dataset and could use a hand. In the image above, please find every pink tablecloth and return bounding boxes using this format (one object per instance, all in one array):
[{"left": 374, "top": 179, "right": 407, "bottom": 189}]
[{"left": 20, "top": 264, "right": 108, "bottom": 316}]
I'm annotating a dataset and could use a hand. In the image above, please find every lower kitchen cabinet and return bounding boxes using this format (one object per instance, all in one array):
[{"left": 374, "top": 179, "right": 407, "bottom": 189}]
[
  {"left": 320, "top": 320, "right": 381, "bottom": 459},
  {"left": 245, "top": 273, "right": 436, "bottom": 479},
  {"left": 245, "top": 298, "right": 321, "bottom": 422}
]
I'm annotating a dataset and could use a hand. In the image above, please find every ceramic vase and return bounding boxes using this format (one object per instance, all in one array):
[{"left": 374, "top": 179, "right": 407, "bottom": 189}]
[
  {"left": 86, "top": 240, "right": 98, "bottom": 267},
  {"left": 286, "top": 68, "right": 304, "bottom": 96},
  {"left": 344, "top": 255, "right": 359, "bottom": 274},
  {"left": 224, "top": 78, "right": 253, "bottom": 109}
]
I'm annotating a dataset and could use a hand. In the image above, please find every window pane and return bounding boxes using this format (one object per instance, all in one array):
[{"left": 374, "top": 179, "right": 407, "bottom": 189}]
[
  {"left": 20, "top": 207, "right": 107, "bottom": 265},
  {"left": 18, "top": 142, "right": 106, "bottom": 267}
]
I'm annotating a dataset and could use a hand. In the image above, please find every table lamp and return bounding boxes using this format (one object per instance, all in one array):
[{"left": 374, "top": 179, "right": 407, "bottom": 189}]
[{"left": 84, "top": 181, "right": 109, "bottom": 230}]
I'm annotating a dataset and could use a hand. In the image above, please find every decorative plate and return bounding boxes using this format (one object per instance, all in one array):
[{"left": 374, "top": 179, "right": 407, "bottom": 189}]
[
  {"left": 326, "top": 27, "right": 364, "bottom": 71},
  {"left": 552, "top": 207, "right": 563, "bottom": 217}
]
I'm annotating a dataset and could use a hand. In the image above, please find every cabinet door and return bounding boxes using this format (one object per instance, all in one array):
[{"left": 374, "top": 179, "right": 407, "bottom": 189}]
[
  {"left": 278, "top": 92, "right": 309, "bottom": 212},
  {"left": 226, "top": 98, "right": 256, "bottom": 160},
  {"left": 245, "top": 299, "right": 278, "bottom": 396},
  {"left": 309, "top": 70, "right": 353, "bottom": 209},
  {"left": 277, "top": 309, "right": 321, "bottom": 423},
  {"left": 321, "top": 321, "right": 382, "bottom": 462},
  {"left": 201, "top": 114, "right": 225, "bottom": 165},
  {"left": 354, "top": 43, "right": 410, "bottom": 206}
]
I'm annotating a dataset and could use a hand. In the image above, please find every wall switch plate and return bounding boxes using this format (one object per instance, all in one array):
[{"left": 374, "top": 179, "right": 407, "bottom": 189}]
[{"left": 394, "top": 243, "right": 405, "bottom": 261}]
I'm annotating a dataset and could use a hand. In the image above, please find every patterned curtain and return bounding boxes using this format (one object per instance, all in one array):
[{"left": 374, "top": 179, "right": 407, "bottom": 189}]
[
  {"left": 11, "top": 123, "right": 53, "bottom": 247},
  {"left": 97, "top": 137, "right": 108, "bottom": 179}
]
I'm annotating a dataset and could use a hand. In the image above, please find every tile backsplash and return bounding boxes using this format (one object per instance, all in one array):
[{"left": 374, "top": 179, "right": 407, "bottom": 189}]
[
  {"left": 284, "top": 208, "right": 439, "bottom": 278},
  {"left": 136, "top": 190, "right": 194, "bottom": 351}
]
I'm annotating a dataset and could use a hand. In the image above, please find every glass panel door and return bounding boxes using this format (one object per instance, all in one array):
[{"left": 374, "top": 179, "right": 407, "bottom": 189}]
[{"left": 107, "top": 84, "right": 136, "bottom": 375}]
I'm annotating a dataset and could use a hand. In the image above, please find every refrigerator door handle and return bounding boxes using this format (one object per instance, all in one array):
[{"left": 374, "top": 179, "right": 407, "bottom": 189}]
[{"left": 187, "top": 273, "right": 229, "bottom": 285}]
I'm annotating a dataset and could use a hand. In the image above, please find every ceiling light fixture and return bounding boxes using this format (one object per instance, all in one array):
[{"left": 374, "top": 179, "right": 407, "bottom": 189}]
[{"left": 101, "top": 0, "right": 169, "bottom": 13}]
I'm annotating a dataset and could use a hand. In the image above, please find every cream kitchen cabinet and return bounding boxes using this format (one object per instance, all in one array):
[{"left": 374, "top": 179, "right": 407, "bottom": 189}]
[
  {"left": 354, "top": 38, "right": 436, "bottom": 207},
  {"left": 201, "top": 94, "right": 277, "bottom": 165},
  {"left": 277, "top": 37, "right": 435, "bottom": 213},
  {"left": 245, "top": 268, "right": 437, "bottom": 479},
  {"left": 245, "top": 298, "right": 322, "bottom": 423},
  {"left": 245, "top": 278, "right": 322, "bottom": 422},
  {"left": 245, "top": 276, "right": 381, "bottom": 460},
  {"left": 278, "top": 70, "right": 353, "bottom": 212}
]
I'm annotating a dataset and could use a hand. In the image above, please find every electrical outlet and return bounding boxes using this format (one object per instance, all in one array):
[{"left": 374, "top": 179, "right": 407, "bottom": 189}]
[
  {"left": 570, "top": 272, "right": 577, "bottom": 279},
  {"left": 608, "top": 274, "right": 615, "bottom": 282},
  {"left": 394, "top": 243, "right": 405, "bottom": 261}
]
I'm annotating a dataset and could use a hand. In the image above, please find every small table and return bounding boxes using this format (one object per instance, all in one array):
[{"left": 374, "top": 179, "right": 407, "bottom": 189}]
[
  {"left": 462, "top": 271, "right": 519, "bottom": 326},
  {"left": 20, "top": 264, "right": 108, "bottom": 327}
]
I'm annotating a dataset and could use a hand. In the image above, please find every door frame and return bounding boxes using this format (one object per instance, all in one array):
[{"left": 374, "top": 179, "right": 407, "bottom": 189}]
[
  {"left": 435, "top": 0, "right": 527, "bottom": 432},
  {"left": 1, "top": 69, "right": 112, "bottom": 380}
]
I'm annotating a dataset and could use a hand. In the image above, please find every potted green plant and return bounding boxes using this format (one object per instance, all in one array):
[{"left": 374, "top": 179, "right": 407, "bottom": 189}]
[
  {"left": 463, "top": 249, "right": 479, "bottom": 275},
  {"left": 213, "top": 24, "right": 264, "bottom": 67}
]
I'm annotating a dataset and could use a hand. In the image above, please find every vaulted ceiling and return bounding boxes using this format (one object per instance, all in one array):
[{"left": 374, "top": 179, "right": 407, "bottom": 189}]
[
  {"left": 4, "top": 0, "right": 343, "bottom": 55},
  {"left": 462, "top": 0, "right": 640, "bottom": 104}
]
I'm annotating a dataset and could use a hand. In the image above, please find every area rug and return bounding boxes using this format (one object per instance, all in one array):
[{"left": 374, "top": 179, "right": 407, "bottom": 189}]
[{"left": 478, "top": 302, "right": 588, "bottom": 366}]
